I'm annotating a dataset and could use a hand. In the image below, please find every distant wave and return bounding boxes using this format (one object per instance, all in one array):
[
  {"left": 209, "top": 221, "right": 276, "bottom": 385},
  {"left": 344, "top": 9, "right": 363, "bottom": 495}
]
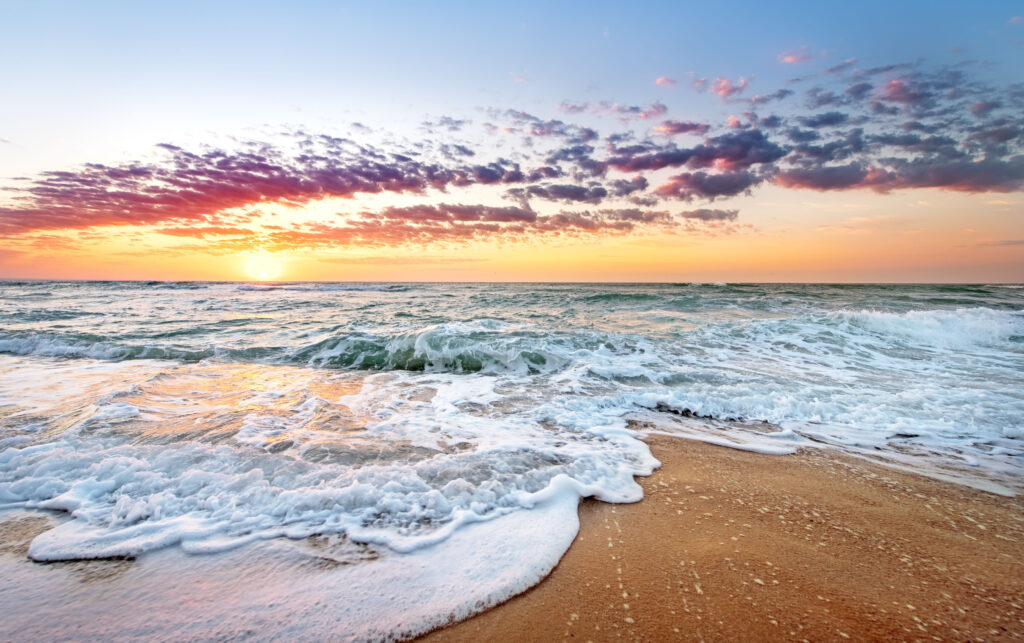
[
  {"left": 236, "top": 283, "right": 410, "bottom": 293},
  {"left": 143, "top": 281, "right": 207, "bottom": 290}
]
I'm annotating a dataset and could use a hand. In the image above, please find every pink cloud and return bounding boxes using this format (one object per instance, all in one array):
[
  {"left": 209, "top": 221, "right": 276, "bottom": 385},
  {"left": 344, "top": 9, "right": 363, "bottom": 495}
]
[
  {"left": 778, "top": 47, "right": 811, "bottom": 64},
  {"left": 711, "top": 77, "right": 750, "bottom": 98},
  {"left": 655, "top": 76, "right": 677, "bottom": 87}
]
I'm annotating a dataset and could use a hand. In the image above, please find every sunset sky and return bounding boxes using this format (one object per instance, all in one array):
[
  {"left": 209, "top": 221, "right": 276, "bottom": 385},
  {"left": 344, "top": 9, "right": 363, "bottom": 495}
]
[{"left": 1, "top": 1, "right": 1022, "bottom": 282}]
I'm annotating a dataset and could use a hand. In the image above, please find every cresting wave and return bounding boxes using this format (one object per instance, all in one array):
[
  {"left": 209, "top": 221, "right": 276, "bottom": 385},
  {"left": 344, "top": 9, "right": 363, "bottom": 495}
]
[{"left": 1, "top": 304, "right": 1020, "bottom": 369}]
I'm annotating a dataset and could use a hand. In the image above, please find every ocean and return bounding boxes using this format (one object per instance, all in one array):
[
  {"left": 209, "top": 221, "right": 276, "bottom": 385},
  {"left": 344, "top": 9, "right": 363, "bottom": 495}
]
[{"left": 1, "top": 281, "right": 1022, "bottom": 640}]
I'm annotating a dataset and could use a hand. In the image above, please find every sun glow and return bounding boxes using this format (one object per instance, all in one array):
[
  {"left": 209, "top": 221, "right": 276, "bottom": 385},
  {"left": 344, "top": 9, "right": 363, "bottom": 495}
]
[{"left": 243, "top": 253, "right": 284, "bottom": 281}]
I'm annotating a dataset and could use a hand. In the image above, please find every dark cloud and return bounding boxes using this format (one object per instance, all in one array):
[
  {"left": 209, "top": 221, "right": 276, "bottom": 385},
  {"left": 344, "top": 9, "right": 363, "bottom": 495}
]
[
  {"left": 797, "top": 111, "right": 849, "bottom": 128},
  {"left": 775, "top": 163, "right": 872, "bottom": 190},
  {"left": 754, "top": 114, "right": 785, "bottom": 129},
  {"left": 776, "top": 156, "right": 1024, "bottom": 193},
  {"left": 825, "top": 58, "right": 858, "bottom": 75},
  {"left": 805, "top": 87, "right": 845, "bottom": 109},
  {"left": 970, "top": 101, "right": 1002, "bottom": 118},
  {"left": 844, "top": 82, "right": 873, "bottom": 101},
  {"left": 544, "top": 144, "right": 606, "bottom": 177},
  {"left": 653, "top": 120, "right": 711, "bottom": 136},
  {"left": 507, "top": 184, "right": 609, "bottom": 204},
  {"left": 748, "top": 89, "right": 795, "bottom": 105},
  {"left": 609, "top": 176, "right": 649, "bottom": 196},
  {"left": 679, "top": 208, "right": 739, "bottom": 221},
  {"left": 370, "top": 203, "right": 537, "bottom": 223},
  {"left": 607, "top": 130, "right": 787, "bottom": 173},
  {"left": 786, "top": 128, "right": 821, "bottom": 143},
  {"left": 655, "top": 171, "right": 761, "bottom": 200}
]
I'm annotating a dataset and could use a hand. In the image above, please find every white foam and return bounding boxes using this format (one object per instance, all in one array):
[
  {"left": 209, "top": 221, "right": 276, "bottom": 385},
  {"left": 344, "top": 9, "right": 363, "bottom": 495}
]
[
  {"left": 0, "top": 361, "right": 656, "bottom": 568},
  {"left": 0, "top": 496, "right": 579, "bottom": 641}
]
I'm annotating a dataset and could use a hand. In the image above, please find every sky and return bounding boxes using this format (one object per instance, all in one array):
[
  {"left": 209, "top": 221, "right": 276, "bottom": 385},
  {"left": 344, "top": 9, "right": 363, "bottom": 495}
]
[{"left": 1, "top": 1, "right": 1022, "bottom": 282}]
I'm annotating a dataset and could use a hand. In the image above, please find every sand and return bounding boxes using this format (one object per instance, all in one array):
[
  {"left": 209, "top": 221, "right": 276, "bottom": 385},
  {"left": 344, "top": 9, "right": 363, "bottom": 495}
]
[{"left": 423, "top": 434, "right": 1024, "bottom": 641}]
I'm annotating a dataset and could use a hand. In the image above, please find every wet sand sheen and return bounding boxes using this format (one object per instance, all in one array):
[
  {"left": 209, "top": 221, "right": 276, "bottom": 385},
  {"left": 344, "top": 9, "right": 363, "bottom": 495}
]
[{"left": 423, "top": 435, "right": 1024, "bottom": 641}]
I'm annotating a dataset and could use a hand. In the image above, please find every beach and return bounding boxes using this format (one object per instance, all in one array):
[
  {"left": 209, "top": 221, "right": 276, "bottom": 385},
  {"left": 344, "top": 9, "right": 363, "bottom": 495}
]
[{"left": 427, "top": 434, "right": 1024, "bottom": 641}]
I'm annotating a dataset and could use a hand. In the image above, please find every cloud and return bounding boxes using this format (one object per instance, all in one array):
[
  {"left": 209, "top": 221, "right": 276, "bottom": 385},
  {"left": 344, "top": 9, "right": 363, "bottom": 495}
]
[
  {"left": 652, "top": 120, "right": 711, "bottom": 136},
  {"left": 608, "top": 176, "right": 649, "bottom": 196},
  {"left": 655, "top": 76, "right": 677, "bottom": 87},
  {"left": 711, "top": 77, "right": 750, "bottom": 98},
  {"left": 371, "top": 203, "right": 537, "bottom": 223},
  {"left": 508, "top": 184, "right": 609, "bottom": 204},
  {"left": 970, "top": 101, "right": 1001, "bottom": 118},
  {"left": 157, "top": 225, "right": 252, "bottom": 237},
  {"left": 423, "top": 116, "right": 470, "bottom": 132},
  {"left": 607, "top": 129, "right": 787, "bottom": 172},
  {"left": 0, "top": 138, "right": 465, "bottom": 233},
  {"left": 774, "top": 163, "right": 874, "bottom": 190},
  {"left": 679, "top": 208, "right": 739, "bottom": 221},
  {"left": 797, "top": 111, "right": 850, "bottom": 128},
  {"left": 844, "top": 82, "right": 873, "bottom": 101},
  {"left": 748, "top": 88, "right": 794, "bottom": 105},
  {"left": 776, "top": 156, "right": 1024, "bottom": 193},
  {"left": 778, "top": 48, "right": 811, "bottom": 64},
  {"left": 559, "top": 100, "right": 668, "bottom": 121},
  {"left": 655, "top": 171, "right": 761, "bottom": 200},
  {"left": 825, "top": 58, "right": 858, "bottom": 74},
  {"left": 3, "top": 57, "right": 1022, "bottom": 249},
  {"left": 498, "top": 109, "right": 598, "bottom": 143}
]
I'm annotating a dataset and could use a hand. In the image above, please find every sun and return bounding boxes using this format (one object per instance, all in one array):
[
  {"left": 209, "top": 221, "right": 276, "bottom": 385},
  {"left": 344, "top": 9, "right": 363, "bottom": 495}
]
[{"left": 243, "top": 253, "right": 284, "bottom": 281}]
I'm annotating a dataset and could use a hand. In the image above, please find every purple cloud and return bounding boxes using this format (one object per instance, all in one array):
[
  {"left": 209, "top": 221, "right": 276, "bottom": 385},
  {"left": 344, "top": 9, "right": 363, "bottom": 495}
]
[
  {"left": 652, "top": 120, "right": 711, "bottom": 136},
  {"left": 655, "top": 171, "right": 761, "bottom": 200}
]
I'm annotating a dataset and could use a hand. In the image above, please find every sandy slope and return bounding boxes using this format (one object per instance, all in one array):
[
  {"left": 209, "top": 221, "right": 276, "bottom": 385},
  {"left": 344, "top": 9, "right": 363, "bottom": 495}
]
[{"left": 424, "top": 434, "right": 1024, "bottom": 641}]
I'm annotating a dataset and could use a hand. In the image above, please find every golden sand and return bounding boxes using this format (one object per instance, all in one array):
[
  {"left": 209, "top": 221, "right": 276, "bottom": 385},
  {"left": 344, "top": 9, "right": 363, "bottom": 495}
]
[{"left": 424, "top": 435, "right": 1024, "bottom": 641}]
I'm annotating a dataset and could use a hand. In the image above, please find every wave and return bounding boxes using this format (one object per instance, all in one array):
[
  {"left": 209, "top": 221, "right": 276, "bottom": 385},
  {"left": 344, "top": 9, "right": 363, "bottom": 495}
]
[
  {"left": 143, "top": 281, "right": 207, "bottom": 290},
  {"left": 236, "top": 283, "right": 410, "bottom": 293},
  {"left": 834, "top": 307, "right": 1023, "bottom": 350},
  {"left": 578, "top": 292, "right": 663, "bottom": 304},
  {"left": 2, "top": 307, "right": 1020, "bottom": 376},
  {"left": 0, "top": 322, "right": 572, "bottom": 375}
]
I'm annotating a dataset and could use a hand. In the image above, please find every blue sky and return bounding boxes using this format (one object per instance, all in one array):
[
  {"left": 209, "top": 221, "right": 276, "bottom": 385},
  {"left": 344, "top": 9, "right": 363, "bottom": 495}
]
[{"left": 3, "top": 0, "right": 1021, "bottom": 173}]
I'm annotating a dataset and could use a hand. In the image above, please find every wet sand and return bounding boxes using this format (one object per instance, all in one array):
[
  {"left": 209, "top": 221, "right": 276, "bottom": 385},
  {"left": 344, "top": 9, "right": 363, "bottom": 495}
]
[{"left": 424, "top": 435, "right": 1024, "bottom": 641}]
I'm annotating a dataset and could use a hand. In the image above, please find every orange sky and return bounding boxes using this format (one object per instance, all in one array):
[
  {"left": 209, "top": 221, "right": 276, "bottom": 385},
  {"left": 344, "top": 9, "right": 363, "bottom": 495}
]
[{"left": 2, "top": 187, "right": 1020, "bottom": 283}]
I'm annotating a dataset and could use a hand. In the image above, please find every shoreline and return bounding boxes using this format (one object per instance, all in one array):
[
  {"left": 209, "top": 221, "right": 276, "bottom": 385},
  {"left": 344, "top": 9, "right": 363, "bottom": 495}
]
[{"left": 423, "top": 434, "right": 1024, "bottom": 641}]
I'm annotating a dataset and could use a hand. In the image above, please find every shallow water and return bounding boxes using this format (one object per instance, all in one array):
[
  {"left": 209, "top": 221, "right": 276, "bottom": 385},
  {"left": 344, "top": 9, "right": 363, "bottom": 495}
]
[{"left": 1, "top": 281, "right": 1022, "bottom": 638}]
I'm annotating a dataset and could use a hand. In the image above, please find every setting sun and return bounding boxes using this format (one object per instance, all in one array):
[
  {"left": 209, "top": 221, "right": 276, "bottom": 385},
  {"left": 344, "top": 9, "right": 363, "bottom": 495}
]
[{"left": 243, "top": 253, "right": 284, "bottom": 281}]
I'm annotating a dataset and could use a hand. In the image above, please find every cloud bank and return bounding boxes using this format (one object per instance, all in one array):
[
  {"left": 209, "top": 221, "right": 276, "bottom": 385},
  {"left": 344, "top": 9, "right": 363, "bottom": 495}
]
[{"left": 2, "top": 57, "right": 1022, "bottom": 250}]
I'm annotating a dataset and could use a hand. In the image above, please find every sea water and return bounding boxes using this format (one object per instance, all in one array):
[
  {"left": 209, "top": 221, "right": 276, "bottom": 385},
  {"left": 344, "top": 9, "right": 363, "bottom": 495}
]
[{"left": 1, "top": 282, "right": 1022, "bottom": 639}]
